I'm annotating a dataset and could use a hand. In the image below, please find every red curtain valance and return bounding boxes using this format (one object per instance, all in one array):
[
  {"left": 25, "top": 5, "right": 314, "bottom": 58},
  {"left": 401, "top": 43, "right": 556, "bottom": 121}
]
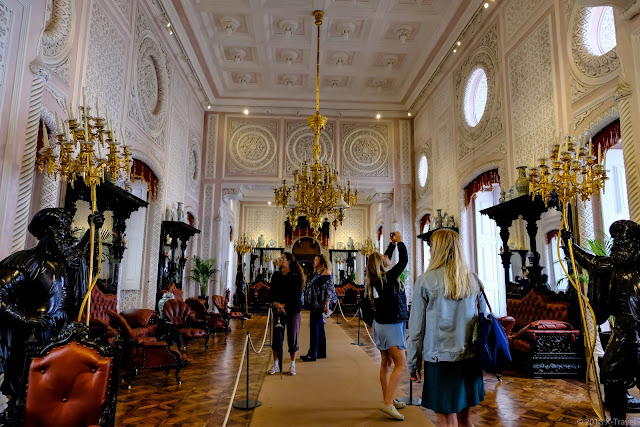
[
  {"left": 419, "top": 214, "right": 430, "bottom": 233},
  {"left": 591, "top": 119, "right": 620, "bottom": 158},
  {"left": 464, "top": 169, "right": 500, "bottom": 208},
  {"left": 285, "top": 228, "right": 329, "bottom": 247},
  {"left": 130, "top": 159, "right": 158, "bottom": 201},
  {"left": 546, "top": 229, "right": 559, "bottom": 244}
]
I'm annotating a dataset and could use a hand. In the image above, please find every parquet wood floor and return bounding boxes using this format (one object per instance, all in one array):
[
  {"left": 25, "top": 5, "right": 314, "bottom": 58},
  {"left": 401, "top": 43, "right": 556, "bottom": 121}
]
[{"left": 114, "top": 312, "right": 640, "bottom": 426}]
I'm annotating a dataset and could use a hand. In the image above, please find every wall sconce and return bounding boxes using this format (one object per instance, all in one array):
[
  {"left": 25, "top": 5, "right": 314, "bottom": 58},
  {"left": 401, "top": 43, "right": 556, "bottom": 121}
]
[
  {"left": 165, "top": 20, "right": 173, "bottom": 35},
  {"left": 220, "top": 17, "right": 240, "bottom": 36},
  {"left": 279, "top": 19, "right": 298, "bottom": 37},
  {"left": 339, "top": 22, "right": 356, "bottom": 40}
]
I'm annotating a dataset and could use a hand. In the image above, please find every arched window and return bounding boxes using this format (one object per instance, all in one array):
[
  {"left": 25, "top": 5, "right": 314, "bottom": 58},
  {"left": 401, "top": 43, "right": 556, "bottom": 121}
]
[
  {"left": 464, "top": 170, "right": 505, "bottom": 315},
  {"left": 420, "top": 214, "right": 431, "bottom": 272}
]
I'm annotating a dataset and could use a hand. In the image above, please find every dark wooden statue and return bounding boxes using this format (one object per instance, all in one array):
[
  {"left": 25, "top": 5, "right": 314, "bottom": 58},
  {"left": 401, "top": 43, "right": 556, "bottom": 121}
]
[
  {"left": 0, "top": 207, "right": 103, "bottom": 398},
  {"left": 235, "top": 263, "right": 248, "bottom": 316},
  {"left": 562, "top": 219, "right": 640, "bottom": 424}
]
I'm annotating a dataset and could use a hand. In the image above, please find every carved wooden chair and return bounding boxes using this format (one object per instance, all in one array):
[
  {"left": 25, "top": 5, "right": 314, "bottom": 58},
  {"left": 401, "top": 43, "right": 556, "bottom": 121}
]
[
  {"left": 2, "top": 322, "right": 121, "bottom": 427},
  {"left": 185, "top": 297, "right": 229, "bottom": 333}
]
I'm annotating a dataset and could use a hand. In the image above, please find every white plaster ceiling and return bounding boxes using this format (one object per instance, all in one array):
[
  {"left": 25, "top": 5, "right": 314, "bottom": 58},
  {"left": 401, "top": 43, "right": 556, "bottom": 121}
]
[{"left": 170, "top": 0, "right": 474, "bottom": 115}]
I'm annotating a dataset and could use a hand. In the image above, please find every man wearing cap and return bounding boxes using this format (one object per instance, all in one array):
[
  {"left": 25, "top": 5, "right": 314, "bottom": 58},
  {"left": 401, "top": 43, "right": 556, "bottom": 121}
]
[
  {"left": 0, "top": 207, "right": 103, "bottom": 397},
  {"left": 562, "top": 220, "right": 640, "bottom": 425}
]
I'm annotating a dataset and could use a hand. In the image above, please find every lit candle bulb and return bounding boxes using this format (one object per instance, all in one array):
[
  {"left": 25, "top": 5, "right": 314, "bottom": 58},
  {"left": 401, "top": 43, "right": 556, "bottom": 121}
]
[
  {"left": 121, "top": 127, "right": 127, "bottom": 147},
  {"left": 55, "top": 113, "right": 61, "bottom": 134},
  {"left": 95, "top": 99, "right": 100, "bottom": 118},
  {"left": 588, "top": 139, "right": 593, "bottom": 157},
  {"left": 43, "top": 125, "right": 50, "bottom": 148},
  {"left": 65, "top": 99, "right": 73, "bottom": 119},
  {"left": 598, "top": 145, "right": 602, "bottom": 164}
]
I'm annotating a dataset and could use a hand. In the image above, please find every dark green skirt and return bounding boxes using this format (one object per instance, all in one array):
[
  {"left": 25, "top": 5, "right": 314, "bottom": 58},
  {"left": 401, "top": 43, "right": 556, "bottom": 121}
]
[{"left": 421, "top": 357, "right": 485, "bottom": 414}]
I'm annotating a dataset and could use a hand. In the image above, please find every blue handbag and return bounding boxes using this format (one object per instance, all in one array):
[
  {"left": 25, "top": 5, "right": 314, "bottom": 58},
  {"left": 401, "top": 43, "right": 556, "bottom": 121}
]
[{"left": 475, "top": 275, "right": 512, "bottom": 380}]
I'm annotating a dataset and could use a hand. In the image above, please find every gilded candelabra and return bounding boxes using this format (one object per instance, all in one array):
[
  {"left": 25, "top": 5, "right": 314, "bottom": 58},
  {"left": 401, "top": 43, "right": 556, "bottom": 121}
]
[
  {"left": 527, "top": 132, "right": 607, "bottom": 421},
  {"left": 36, "top": 91, "right": 131, "bottom": 325},
  {"left": 274, "top": 10, "right": 357, "bottom": 231},
  {"left": 359, "top": 237, "right": 376, "bottom": 258},
  {"left": 234, "top": 234, "right": 255, "bottom": 255}
]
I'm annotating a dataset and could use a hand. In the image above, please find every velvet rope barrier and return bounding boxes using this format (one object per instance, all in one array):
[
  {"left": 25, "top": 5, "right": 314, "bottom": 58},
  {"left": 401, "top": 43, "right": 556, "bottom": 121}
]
[
  {"left": 336, "top": 299, "right": 361, "bottom": 322},
  {"left": 222, "top": 333, "right": 249, "bottom": 427},
  {"left": 249, "top": 308, "right": 272, "bottom": 354},
  {"left": 361, "top": 314, "right": 377, "bottom": 346}
]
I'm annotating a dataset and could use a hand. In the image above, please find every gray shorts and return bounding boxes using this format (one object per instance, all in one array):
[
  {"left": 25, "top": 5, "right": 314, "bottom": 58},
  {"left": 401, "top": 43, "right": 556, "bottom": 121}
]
[{"left": 372, "top": 321, "right": 406, "bottom": 351}]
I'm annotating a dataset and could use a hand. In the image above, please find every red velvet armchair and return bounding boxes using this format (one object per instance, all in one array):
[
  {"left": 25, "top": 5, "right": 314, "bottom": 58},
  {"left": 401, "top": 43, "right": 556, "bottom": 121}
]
[
  {"left": 504, "top": 287, "right": 583, "bottom": 378},
  {"left": 108, "top": 310, "right": 187, "bottom": 388},
  {"left": 80, "top": 286, "right": 118, "bottom": 345},
  {"left": 162, "top": 299, "right": 209, "bottom": 350},
  {"left": 4, "top": 322, "right": 120, "bottom": 427}
]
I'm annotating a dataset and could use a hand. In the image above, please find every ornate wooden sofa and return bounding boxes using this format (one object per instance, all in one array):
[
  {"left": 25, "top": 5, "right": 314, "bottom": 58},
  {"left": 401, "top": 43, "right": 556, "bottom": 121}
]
[
  {"left": 504, "top": 286, "right": 584, "bottom": 378},
  {"left": 334, "top": 282, "right": 363, "bottom": 311}
]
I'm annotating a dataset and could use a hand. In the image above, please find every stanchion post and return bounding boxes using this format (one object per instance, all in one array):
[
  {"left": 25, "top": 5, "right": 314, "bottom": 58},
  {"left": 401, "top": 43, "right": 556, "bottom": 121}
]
[
  {"left": 397, "top": 376, "right": 421, "bottom": 406},
  {"left": 267, "top": 309, "right": 272, "bottom": 346},
  {"left": 233, "top": 331, "right": 262, "bottom": 410},
  {"left": 351, "top": 308, "right": 364, "bottom": 346}
]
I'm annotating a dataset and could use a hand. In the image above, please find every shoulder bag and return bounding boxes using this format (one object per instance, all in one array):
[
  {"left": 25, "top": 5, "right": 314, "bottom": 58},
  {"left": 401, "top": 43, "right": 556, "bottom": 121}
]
[{"left": 474, "top": 274, "right": 512, "bottom": 380}]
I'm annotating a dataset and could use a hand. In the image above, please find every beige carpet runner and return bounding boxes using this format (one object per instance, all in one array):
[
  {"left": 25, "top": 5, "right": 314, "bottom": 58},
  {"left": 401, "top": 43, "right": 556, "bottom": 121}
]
[{"left": 250, "top": 311, "right": 435, "bottom": 426}]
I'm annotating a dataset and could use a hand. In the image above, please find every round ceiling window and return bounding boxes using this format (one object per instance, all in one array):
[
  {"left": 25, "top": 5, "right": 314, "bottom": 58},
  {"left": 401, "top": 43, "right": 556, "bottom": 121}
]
[
  {"left": 584, "top": 6, "right": 616, "bottom": 56},
  {"left": 418, "top": 155, "right": 428, "bottom": 187},
  {"left": 463, "top": 68, "right": 488, "bottom": 127}
]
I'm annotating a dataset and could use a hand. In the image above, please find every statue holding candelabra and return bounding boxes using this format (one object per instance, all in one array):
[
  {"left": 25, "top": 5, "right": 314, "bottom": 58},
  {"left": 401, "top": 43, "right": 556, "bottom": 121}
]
[{"left": 527, "top": 130, "right": 611, "bottom": 423}]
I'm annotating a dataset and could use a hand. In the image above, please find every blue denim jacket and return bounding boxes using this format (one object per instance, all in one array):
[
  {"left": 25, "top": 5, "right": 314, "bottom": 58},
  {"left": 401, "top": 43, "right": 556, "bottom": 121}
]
[{"left": 407, "top": 267, "right": 484, "bottom": 372}]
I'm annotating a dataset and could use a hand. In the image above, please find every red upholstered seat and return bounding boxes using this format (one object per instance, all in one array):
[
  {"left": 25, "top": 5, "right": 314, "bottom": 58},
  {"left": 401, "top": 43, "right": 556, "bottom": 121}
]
[
  {"left": 212, "top": 295, "right": 245, "bottom": 330},
  {"left": 162, "top": 299, "right": 209, "bottom": 350},
  {"left": 185, "top": 298, "right": 229, "bottom": 333},
  {"left": 80, "top": 286, "right": 118, "bottom": 344},
  {"left": 107, "top": 310, "right": 187, "bottom": 388}
]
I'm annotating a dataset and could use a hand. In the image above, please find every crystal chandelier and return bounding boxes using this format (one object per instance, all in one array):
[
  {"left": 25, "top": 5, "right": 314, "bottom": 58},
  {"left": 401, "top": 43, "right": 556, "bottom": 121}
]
[{"left": 274, "top": 10, "right": 358, "bottom": 231}]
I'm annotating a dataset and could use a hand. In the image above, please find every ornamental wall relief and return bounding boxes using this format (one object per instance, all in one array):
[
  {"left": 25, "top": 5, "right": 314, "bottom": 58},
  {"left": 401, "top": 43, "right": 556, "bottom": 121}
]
[
  {"left": 128, "top": 7, "right": 171, "bottom": 148},
  {"left": 40, "top": 0, "right": 73, "bottom": 82},
  {"left": 0, "top": 1, "right": 12, "bottom": 99},
  {"left": 455, "top": 25, "right": 503, "bottom": 160},
  {"left": 342, "top": 123, "right": 389, "bottom": 177},
  {"left": 188, "top": 136, "right": 201, "bottom": 193},
  {"left": 568, "top": 3, "right": 619, "bottom": 102},
  {"left": 227, "top": 118, "right": 278, "bottom": 176},
  {"left": 285, "top": 121, "right": 333, "bottom": 175}
]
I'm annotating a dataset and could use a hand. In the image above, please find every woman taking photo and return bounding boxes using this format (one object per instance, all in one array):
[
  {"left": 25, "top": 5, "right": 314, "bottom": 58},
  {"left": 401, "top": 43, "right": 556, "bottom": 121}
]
[
  {"left": 301, "top": 254, "right": 337, "bottom": 362},
  {"left": 408, "top": 229, "right": 485, "bottom": 427},
  {"left": 268, "top": 252, "right": 304, "bottom": 376},
  {"left": 364, "top": 231, "right": 408, "bottom": 421}
]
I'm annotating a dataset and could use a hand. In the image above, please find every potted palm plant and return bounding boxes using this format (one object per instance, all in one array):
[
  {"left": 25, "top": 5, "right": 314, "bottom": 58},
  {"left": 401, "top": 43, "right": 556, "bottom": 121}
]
[{"left": 190, "top": 256, "right": 218, "bottom": 298}]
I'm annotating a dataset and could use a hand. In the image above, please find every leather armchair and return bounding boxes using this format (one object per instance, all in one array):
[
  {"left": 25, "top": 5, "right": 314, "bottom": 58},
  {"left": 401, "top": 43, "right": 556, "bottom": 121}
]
[
  {"left": 120, "top": 308, "right": 159, "bottom": 340},
  {"left": 185, "top": 297, "right": 229, "bottom": 334},
  {"left": 212, "top": 295, "right": 245, "bottom": 330},
  {"left": 3, "top": 322, "right": 120, "bottom": 427},
  {"left": 107, "top": 310, "right": 187, "bottom": 388},
  {"left": 162, "top": 299, "right": 209, "bottom": 350}
]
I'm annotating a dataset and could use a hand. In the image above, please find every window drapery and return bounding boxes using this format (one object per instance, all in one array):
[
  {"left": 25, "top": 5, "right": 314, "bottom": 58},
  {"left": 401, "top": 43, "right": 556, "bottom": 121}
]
[
  {"left": 464, "top": 169, "right": 500, "bottom": 208},
  {"left": 591, "top": 119, "right": 620, "bottom": 157},
  {"left": 130, "top": 159, "right": 158, "bottom": 201}
]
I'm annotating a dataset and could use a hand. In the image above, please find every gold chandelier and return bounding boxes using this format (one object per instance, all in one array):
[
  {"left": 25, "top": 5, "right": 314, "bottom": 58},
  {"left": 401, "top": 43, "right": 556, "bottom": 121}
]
[{"left": 274, "top": 10, "right": 357, "bottom": 231}]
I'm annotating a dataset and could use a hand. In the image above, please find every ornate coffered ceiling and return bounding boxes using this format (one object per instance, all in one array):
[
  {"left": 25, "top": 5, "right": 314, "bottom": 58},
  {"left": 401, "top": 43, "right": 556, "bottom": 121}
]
[{"left": 166, "top": 0, "right": 474, "bottom": 115}]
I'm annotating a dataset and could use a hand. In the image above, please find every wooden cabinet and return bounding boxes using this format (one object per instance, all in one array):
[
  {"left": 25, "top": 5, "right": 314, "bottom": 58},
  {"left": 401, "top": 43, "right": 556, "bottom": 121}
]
[{"left": 156, "top": 221, "right": 200, "bottom": 303}]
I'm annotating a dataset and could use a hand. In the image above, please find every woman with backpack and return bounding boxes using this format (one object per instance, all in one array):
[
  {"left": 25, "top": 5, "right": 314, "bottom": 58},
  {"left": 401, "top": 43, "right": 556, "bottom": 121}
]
[
  {"left": 407, "top": 229, "right": 485, "bottom": 427},
  {"left": 364, "top": 231, "right": 408, "bottom": 421}
]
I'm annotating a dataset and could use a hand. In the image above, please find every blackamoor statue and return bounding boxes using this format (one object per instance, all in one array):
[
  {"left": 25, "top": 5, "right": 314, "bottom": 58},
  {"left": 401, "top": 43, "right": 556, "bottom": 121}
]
[
  {"left": 0, "top": 208, "right": 103, "bottom": 397},
  {"left": 562, "top": 220, "right": 640, "bottom": 424}
]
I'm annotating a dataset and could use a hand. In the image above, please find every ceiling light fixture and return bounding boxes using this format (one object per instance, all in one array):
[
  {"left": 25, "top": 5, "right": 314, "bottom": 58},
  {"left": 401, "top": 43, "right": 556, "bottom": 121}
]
[
  {"left": 376, "top": 113, "right": 381, "bottom": 119},
  {"left": 484, "top": 2, "right": 489, "bottom": 8},
  {"left": 220, "top": 17, "right": 240, "bottom": 36},
  {"left": 243, "top": 108, "right": 249, "bottom": 115},
  {"left": 407, "top": 112, "right": 412, "bottom": 117},
  {"left": 274, "top": 10, "right": 357, "bottom": 231},
  {"left": 340, "top": 22, "right": 356, "bottom": 40}
]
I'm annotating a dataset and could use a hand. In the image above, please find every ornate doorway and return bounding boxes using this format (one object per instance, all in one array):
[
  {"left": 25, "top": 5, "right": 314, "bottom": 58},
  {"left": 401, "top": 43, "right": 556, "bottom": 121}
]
[{"left": 292, "top": 237, "right": 321, "bottom": 277}]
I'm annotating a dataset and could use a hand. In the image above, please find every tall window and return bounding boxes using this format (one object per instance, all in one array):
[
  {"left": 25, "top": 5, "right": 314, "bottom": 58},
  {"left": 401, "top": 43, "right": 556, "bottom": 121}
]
[
  {"left": 422, "top": 221, "right": 431, "bottom": 272},
  {"left": 601, "top": 145, "right": 629, "bottom": 231}
]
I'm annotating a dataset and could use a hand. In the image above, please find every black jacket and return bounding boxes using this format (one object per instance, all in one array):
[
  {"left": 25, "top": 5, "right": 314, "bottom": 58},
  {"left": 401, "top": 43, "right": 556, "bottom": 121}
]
[
  {"left": 270, "top": 270, "right": 303, "bottom": 315},
  {"left": 371, "top": 242, "right": 408, "bottom": 324}
]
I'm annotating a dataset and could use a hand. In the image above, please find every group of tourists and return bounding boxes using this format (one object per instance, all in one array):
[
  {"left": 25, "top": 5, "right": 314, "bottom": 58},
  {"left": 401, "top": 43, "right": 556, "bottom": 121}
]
[{"left": 265, "top": 227, "right": 484, "bottom": 426}]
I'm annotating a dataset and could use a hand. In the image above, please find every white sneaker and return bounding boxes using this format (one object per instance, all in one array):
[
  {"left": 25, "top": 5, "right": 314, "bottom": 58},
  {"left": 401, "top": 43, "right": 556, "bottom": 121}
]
[
  {"left": 267, "top": 364, "right": 279, "bottom": 375},
  {"left": 393, "top": 399, "right": 406, "bottom": 409},
  {"left": 288, "top": 365, "right": 296, "bottom": 376},
  {"left": 379, "top": 402, "right": 404, "bottom": 420}
]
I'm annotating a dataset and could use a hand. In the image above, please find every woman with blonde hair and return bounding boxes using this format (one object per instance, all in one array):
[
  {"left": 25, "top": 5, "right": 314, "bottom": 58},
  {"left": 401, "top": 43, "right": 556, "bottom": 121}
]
[
  {"left": 365, "top": 231, "right": 408, "bottom": 421},
  {"left": 408, "top": 229, "right": 485, "bottom": 427},
  {"left": 301, "top": 254, "right": 337, "bottom": 361}
]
